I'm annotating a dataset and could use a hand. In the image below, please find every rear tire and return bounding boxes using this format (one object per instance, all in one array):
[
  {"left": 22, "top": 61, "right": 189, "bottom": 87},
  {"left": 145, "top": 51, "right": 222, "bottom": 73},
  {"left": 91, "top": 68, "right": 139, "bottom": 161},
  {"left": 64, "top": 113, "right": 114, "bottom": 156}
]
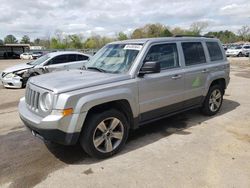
[
  {"left": 80, "top": 109, "right": 129, "bottom": 159},
  {"left": 201, "top": 85, "right": 223, "bottom": 116}
]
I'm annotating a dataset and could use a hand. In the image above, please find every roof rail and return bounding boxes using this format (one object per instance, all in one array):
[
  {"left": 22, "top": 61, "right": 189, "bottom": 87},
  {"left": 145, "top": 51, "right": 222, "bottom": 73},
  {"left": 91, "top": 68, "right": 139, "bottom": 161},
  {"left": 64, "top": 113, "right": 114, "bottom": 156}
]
[{"left": 174, "top": 35, "right": 215, "bottom": 38}]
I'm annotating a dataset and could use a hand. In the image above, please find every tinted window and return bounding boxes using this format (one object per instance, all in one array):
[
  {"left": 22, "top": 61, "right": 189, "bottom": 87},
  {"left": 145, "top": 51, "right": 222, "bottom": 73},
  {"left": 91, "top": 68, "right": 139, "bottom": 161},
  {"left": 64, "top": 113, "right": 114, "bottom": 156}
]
[
  {"left": 49, "top": 55, "right": 68, "bottom": 65},
  {"left": 144, "top": 43, "right": 179, "bottom": 69},
  {"left": 243, "top": 46, "right": 250, "bottom": 49},
  {"left": 182, "top": 42, "right": 206, "bottom": 66},
  {"left": 68, "top": 54, "right": 77, "bottom": 62},
  {"left": 206, "top": 42, "right": 223, "bottom": 61},
  {"left": 77, "top": 54, "right": 89, "bottom": 61}
]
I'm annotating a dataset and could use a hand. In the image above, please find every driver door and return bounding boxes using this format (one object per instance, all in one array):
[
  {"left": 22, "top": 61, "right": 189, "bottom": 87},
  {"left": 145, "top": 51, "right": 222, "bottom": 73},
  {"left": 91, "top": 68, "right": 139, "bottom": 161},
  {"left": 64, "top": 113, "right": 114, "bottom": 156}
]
[
  {"left": 45, "top": 54, "right": 69, "bottom": 72},
  {"left": 138, "top": 43, "right": 186, "bottom": 122}
]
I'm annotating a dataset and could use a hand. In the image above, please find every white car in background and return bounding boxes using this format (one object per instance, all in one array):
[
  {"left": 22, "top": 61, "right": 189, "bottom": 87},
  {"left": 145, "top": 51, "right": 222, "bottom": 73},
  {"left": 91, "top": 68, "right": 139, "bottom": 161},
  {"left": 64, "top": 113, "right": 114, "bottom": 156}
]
[
  {"left": 226, "top": 44, "right": 250, "bottom": 57},
  {"left": 225, "top": 46, "right": 243, "bottom": 57},
  {"left": 20, "top": 52, "right": 33, "bottom": 60},
  {"left": 1, "top": 51, "right": 91, "bottom": 88},
  {"left": 242, "top": 44, "right": 250, "bottom": 57}
]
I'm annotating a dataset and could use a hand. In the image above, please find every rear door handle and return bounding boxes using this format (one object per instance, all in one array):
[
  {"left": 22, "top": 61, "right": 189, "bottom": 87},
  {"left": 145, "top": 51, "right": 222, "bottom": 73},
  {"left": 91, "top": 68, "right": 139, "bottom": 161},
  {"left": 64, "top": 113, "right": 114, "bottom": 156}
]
[{"left": 171, "top": 75, "right": 182, "bottom": 79}]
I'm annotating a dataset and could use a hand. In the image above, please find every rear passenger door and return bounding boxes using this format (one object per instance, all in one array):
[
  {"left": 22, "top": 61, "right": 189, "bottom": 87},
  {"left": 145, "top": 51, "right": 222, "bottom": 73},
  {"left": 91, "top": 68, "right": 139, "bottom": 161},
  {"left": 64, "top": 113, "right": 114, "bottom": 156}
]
[
  {"left": 181, "top": 42, "right": 209, "bottom": 105},
  {"left": 138, "top": 43, "right": 186, "bottom": 122}
]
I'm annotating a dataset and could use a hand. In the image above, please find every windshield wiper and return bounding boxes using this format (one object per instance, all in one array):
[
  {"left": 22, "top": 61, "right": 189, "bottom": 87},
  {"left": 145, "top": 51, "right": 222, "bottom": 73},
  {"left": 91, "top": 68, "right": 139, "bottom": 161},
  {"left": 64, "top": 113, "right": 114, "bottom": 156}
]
[{"left": 87, "top": 66, "right": 106, "bottom": 73}]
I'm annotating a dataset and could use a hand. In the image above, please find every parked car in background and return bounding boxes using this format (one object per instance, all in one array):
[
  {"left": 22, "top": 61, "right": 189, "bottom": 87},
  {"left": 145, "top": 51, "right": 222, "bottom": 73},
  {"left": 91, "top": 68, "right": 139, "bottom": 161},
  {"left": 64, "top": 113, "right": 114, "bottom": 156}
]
[
  {"left": 242, "top": 44, "right": 250, "bottom": 57},
  {"left": 1, "top": 51, "right": 91, "bottom": 88},
  {"left": 225, "top": 45, "right": 250, "bottom": 57},
  {"left": 20, "top": 52, "right": 33, "bottom": 60},
  {"left": 18, "top": 37, "right": 230, "bottom": 158},
  {"left": 32, "top": 52, "right": 43, "bottom": 59}
]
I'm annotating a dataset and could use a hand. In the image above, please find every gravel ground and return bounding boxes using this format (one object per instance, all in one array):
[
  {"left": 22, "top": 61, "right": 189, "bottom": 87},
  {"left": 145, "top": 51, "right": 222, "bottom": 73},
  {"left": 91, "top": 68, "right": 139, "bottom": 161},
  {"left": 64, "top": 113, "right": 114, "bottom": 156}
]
[{"left": 0, "top": 58, "right": 249, "bottom": 188}]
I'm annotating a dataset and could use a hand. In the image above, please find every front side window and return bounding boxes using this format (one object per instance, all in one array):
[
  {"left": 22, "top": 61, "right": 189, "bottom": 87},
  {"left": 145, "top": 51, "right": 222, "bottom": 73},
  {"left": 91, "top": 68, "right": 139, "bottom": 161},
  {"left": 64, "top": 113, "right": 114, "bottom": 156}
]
[
  {"left": 206, "top": 42, "right": 223, "bottom": 61},
  {"left": 86, "top": 44, "right": 142, "bottom": 73},
  {"left": 182, "top": 42, "right": 206, "bottom": 66},
  {"left": 144, "top": 43, "right": 179, "bottom": 69}
]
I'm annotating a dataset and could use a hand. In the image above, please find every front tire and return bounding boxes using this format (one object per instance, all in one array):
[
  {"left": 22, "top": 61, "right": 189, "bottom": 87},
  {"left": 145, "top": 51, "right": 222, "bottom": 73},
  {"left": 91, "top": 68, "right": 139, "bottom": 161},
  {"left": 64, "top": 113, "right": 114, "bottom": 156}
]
[
  {"left": 80, "top": 109, "right": 129, "bottom": 159},
  {"left": 201, "top": 85, "right": 223, "bottom": 116}
]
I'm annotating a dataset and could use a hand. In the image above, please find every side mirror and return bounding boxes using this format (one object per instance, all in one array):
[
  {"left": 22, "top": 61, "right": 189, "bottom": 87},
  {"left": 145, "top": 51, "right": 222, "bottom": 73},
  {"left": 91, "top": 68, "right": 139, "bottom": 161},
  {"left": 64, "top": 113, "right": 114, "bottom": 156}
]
[{"left": 139, "top": 61, "right": 161, "bottom": 76}]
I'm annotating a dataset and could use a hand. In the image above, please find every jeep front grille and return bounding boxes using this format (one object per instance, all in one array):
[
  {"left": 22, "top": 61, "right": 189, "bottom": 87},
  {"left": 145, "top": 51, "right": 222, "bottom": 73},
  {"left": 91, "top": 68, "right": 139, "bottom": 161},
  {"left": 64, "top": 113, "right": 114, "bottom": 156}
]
[{"left": 25, "top": 86, "right": 40, "bottom": 111}]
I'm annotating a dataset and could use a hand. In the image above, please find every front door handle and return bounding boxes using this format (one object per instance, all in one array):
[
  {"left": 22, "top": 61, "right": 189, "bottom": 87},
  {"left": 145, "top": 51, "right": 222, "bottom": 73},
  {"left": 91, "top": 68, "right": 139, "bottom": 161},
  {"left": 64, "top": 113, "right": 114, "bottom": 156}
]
[
  {"left": 171, "top": 75, "right": 182, "bottom": 79},
  {"left": 202, "top": 69, "right": 209, "bottom": 73}
]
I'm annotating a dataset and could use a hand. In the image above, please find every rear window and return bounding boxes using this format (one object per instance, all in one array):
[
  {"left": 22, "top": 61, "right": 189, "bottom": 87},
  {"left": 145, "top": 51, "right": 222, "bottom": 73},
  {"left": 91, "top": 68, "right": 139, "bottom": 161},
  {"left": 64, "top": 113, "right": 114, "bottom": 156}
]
[
  {"left": 206, "top": 42, "right": 223, "bottom": 61},
  {"left": 182, "top": 42, "right": 206, "bottom": 66}
]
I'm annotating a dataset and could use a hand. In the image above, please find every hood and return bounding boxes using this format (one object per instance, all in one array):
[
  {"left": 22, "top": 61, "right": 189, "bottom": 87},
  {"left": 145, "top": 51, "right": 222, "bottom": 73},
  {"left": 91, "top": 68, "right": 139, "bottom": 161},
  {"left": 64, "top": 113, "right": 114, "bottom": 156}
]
[
  {"left": 3, "top": 63, "right": 34, "bottom": 73},
  {"left": 29, "top": 69, "right": 130, "bottom": 93}
]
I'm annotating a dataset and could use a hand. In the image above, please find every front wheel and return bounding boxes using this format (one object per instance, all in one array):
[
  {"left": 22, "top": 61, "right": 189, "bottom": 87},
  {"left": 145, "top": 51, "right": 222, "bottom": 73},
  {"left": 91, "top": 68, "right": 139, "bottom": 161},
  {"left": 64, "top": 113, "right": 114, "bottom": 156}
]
[
  {"left": 201, "top": 85, "right": 223, "bottom": 116},
  {"left": 80, "top": 109, "right": 129, "bottom": 159}
]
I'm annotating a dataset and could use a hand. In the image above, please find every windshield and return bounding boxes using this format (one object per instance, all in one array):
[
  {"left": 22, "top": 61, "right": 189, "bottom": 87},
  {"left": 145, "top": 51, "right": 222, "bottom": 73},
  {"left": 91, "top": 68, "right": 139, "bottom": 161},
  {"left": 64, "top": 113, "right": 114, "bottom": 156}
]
[
  {"left": 86, "top": 44, "right": 142, "bottom": 73},
  {"left": 230, "top": 46, "right": 242, "bottom": 49},
  {"left": 27, "top": 54, "right": 50, "bottom": 65}
]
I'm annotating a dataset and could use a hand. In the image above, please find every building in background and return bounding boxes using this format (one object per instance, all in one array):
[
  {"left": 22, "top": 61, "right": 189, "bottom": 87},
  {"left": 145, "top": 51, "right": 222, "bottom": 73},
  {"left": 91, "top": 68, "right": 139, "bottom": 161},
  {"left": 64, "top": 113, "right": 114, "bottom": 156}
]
[{"left": 0, "top": 44, "right": 30, "bottom": 59}]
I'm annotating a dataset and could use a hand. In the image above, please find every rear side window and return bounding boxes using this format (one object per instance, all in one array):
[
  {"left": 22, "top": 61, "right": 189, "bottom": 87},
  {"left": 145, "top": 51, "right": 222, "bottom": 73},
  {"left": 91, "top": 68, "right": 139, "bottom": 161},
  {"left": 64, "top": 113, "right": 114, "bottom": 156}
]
[
  {"left": 206, "top": 42, "right": 223, "bottom": 61},
  {"left": 144, "top": 43, "right": 179, "bottom": 69},
  {"left": 182, "top": 42, "right": 206, "bottom": 66},
  {"left": 243, "top": 46, "right": 250, "bottom": 49},
  {"left": 77, "top": 55, "right": 89, "bottom": 61}
]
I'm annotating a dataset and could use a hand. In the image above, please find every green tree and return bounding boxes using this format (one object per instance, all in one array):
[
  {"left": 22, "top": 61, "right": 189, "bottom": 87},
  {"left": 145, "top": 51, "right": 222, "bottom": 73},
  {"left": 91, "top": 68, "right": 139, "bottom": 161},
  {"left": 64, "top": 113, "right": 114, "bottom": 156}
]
[
  {"left": 50, "top": 37, "right": 67, "bottom": 49},
  {"left": 131, "top": 28, "right": 145, "bottom": 39},
  {"left": 238, "top": 25, "right": 250, "bottom": 41},
  {"left": 20, "top": 35, "right": 30, "bottom": 44},
  {"left": 69, "top": 34, "right": 83, "bottom": 49},
  {"left": 33, "top": 38, "right": 41, "bottom": 45},
  {"left": 204, "top": 30, "right": 239, "bottom": 43},
  {"left": 189, "top": 21, "right": 209, "bottom": 35},
  {"left": 131, "top": 23, "right": 172, "bottom": 39},
  {"left": 4, "top": 34, "right": 18, "bottom": 44},
  {"left": 171, "top": 27, "right": 189, "bottom": 36},
  {"left": 0, "top": 39, "right": 3, "bottom": 45},
  {"left": 160, "top": 28, "right": 173, "bottom": 37},
  {"left": 117, "top": 32, "right": 128, "bottom": 40}
]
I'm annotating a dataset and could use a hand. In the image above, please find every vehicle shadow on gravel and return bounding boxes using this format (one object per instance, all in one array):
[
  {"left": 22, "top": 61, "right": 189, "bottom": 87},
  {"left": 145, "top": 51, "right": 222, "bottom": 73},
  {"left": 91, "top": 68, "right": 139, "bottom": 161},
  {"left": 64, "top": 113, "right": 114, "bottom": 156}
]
[
  {"left": 0, "top": 99, "right": 240, "bottom": 187},
  {"left": 46, "top": 98, "right": 240, "bottom": 163}
]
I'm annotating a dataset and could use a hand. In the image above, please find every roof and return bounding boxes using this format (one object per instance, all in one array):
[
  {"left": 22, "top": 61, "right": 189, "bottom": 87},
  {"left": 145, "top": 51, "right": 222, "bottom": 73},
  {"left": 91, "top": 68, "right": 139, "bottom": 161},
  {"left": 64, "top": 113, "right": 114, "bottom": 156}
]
[
  {"left": 47, "top": 51, "right": 90, "bottom": 57},
  {"left": 111, "top": 36, "right": 219, "bottom": 45}
]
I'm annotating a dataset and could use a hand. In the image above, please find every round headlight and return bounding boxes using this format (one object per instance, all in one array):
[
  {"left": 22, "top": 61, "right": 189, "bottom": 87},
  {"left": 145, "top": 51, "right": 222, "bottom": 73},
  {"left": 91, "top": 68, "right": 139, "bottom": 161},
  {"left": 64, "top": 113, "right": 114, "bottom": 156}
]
[{"left": 40, "top": 92, "right": 52, "bottom": 111}]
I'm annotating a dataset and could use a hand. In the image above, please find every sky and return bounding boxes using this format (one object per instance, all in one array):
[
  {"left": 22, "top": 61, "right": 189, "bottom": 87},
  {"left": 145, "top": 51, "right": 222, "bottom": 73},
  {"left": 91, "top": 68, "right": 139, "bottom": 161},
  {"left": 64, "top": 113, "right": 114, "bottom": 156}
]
[{"left": 0, "top": 0, "right": 249, "bottom": 40}]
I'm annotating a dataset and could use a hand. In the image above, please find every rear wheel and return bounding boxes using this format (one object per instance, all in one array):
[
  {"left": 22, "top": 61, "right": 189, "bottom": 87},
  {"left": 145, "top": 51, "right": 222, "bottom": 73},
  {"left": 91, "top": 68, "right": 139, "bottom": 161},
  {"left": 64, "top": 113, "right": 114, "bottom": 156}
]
[
  {"left": 80, "top": 109, "right": 129, "bottom": 159},
  {"left": 201, "top": 85, "right": 223, "bottom": 116}
]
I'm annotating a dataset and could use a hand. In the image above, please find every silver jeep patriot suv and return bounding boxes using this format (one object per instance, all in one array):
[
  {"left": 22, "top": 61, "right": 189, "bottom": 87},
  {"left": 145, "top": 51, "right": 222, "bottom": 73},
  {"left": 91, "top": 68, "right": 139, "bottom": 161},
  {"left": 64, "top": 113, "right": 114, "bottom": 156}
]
[{"left": 19, "top": 36, "right": 230, "bottom": 158}]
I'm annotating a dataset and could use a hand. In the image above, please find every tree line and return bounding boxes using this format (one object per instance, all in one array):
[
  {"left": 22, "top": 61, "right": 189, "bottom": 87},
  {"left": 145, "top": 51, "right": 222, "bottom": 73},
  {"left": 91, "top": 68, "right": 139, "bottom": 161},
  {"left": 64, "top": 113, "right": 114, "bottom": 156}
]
[{"left": 0, "top": 22, "right": 249, "bottom": 49}]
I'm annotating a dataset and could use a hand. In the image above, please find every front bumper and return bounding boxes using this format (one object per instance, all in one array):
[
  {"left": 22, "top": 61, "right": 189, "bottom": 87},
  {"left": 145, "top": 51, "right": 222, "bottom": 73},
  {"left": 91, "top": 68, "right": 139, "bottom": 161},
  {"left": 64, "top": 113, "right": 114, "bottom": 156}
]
[
  {"left": 1, "top": 75, "right": 23, "bottom": 88},
  {"left": 226, "top": 53, "right": 238, "bottom": 57},
  {"left": 18, "top": 97, "right": 85, "bottom": 145}
]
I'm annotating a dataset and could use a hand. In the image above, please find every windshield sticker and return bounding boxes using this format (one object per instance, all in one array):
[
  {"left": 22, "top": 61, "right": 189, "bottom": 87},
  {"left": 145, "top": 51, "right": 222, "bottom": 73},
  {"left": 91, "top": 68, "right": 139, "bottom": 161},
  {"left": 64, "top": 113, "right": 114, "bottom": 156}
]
[{"left": 124, "top": 45, "right": 142, "bottom": 51}]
